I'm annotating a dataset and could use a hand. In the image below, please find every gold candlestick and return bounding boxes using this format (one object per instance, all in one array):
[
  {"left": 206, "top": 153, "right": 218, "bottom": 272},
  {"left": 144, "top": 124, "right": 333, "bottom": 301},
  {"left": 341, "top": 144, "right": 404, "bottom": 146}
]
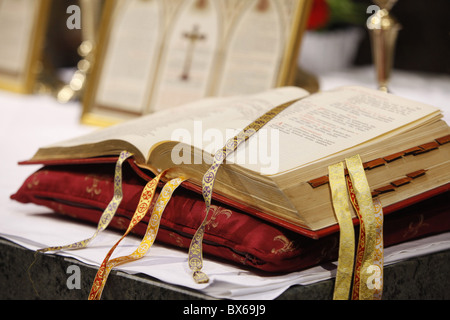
[
  {"left": 368, "top": 0, "right": 401, "bottom": 92},
  {"left": 56, "top": 0, "right": 103, "bottom": 103}
]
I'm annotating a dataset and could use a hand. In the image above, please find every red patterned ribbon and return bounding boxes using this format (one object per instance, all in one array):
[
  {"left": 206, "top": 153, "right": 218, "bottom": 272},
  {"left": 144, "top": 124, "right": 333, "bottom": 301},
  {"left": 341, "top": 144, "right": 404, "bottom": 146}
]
[
  {"left": 328, "top": 162, "right": 355, "bottom": 300},
  {"left": 88, "top": 170, "right": 165, "bottom": 299},
  {"left": 89, "top": 176, "right": 186, "bottom": 300},
  {"left": 345, "top": 155, "right": 384, "bottom": 300},
  {"left": 346, "top": 174, "right": 366, "bottom": 299}
]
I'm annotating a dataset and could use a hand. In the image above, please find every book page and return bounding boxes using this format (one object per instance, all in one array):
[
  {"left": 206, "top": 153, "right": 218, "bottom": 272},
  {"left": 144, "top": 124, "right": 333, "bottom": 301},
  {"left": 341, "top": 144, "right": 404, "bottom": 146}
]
[
  {"left": 238, "top": 86, "right": 441, "bottom": 175},
  {"left": 42, "top": 87, "right": 308, "bottom": 162}
]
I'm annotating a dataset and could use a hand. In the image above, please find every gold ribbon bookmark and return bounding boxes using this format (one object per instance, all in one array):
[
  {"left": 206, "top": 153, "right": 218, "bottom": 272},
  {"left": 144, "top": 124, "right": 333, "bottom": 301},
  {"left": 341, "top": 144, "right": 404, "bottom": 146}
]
[
  {"left": 37, "top": 151, "right": 133, "bottom": 253},
  {"left": 329, "top": 155, "right": 384, "bottom": 300},
  {"left": 348, "top": 182, "right": 383, "bottom": 300},
  {"left": 89, "top": 176, "right": 186, "bottom": 300},
  {"left": 371, "top": 197, "right": 384, "bottom": 300},
  {"left": 188, "top": 99, "right": 299, "bottom": 284},
  {"left": 345, "top": 154, "right": 383, "bottom": 300},
  {"left": 88, "top": 170, "right": 165, "bottom": 300},
  {"left": 328, "top": 162, "right": 355, "bottom": 300}
]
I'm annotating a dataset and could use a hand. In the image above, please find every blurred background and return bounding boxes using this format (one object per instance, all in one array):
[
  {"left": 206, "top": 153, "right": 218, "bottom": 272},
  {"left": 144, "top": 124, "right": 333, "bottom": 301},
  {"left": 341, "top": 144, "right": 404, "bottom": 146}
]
[
  {"left": 1, "top": 0, "right": 449, "bottom": 116},
  {"left": 1, "top": 0, "right": 449, "bottom": 302},
  {"left": 45, "top": 0, "right": 450, "bottom": 78},
  {"left": 303, "top": 0, "right": 449, "bottom": 76}
]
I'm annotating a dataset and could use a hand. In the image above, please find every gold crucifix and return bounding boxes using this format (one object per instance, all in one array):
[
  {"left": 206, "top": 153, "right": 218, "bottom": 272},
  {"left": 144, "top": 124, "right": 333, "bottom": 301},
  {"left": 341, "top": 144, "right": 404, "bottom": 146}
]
[
  {"left": 180, "top": 24, "right": 206, "bottom": 81},
  {"left": 256, "top": 0, "right": 270, "bottom": 12}
]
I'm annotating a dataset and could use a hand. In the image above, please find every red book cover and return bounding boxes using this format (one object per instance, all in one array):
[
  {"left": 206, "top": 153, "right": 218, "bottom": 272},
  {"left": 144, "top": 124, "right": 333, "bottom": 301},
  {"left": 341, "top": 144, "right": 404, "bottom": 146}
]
[
  {"left": 12, "top": 158, "right": 450, "bottom": 273},
  {"left": 19, "top": 156, "right": 450, "bottom": 239}
]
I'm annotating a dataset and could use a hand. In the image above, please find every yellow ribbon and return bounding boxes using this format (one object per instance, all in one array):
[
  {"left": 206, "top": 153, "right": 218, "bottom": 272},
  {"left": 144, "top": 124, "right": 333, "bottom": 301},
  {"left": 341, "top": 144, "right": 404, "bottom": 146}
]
[
  {"left": 371, "top": 198, "right": 384, "bottom": 300},
  {"left": 329, "top": 155, "right": 384, "bottom": 300},
  {"left": 37, "top": 151, "right": 133, "bottom": 253},
  {"left": 347, "top": 176, "right": 384, "bottom": 299},
  {"left": 328, "top": 162, "right": 355, "bottom": 300},
  {"left": 346, "top": 174, "right": 365, "bottom": 299},
  {"left": 345, "top": 154, "right": 382, "bottom": 300},
  {"left": 89, "top": 176, "right": 186, "bottom": 300},
  {"left": 188, "top": 99, "right": 299, "bottom": 284},
  {"left": 88, "top": 170, "right": 165, "bottom": 300}
]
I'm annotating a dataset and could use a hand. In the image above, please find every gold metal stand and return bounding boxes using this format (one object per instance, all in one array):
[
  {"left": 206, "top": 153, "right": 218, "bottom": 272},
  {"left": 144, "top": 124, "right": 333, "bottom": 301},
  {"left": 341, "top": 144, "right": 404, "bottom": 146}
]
[
  {"left": 56, "top": 0, "right": 103, "bottom": 103},
  {"left": 368, "top": 0, "right": 401, "bottom": 92},
  {"left": 35, "top": 0, "right": 103, "bottom": 102}
]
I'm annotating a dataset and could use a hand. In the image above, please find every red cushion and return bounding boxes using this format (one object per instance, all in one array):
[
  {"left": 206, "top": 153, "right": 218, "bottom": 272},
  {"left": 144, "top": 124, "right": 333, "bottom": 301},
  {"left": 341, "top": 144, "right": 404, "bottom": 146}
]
[{"left": 11, "top": 161, "right": 450, "bottom": 273}]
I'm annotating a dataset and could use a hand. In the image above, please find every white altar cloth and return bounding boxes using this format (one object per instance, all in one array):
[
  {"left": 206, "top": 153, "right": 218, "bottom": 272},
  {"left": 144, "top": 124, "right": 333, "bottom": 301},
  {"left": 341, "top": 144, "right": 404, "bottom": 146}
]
[{"left": 1, "top": 68, "right": 450, "bottom": 300}]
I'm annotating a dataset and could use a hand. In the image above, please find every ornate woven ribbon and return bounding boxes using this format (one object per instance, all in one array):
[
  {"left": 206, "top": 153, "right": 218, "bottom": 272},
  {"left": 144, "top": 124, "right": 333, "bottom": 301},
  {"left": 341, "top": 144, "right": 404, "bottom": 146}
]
[
  {"left": 347, "top": 176, "right": 384, "bottom": 300},
  {"left": 88, "top": 170, "right": 165, "bottom": 299},
  {"left": 37, "top": 151, "right": 133, "bottom": 253},
  {"left": 371, "top": 198, "right": 384, "bottom": 300},
  {"left": 89, "top": 176, "right": 187, "bottom": 300},
  {"left": 345, "top": 154, "right": 382, "bottom": 300},
  {"left": 346, "top": 174, "right": 365, "bottom": 299},
  {"left": 328, "top": 162, "right": 355, "bottom": 300},
  {"left": 188, "top": 99, "right": 299, "bottom": 284}
]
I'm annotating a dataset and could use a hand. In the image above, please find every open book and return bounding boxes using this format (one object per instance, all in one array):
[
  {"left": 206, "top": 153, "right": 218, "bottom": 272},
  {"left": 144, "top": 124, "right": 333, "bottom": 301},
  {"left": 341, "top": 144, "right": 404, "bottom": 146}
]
[{"left": 28, "top": 86, "right": 450, "bottom": 238}]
